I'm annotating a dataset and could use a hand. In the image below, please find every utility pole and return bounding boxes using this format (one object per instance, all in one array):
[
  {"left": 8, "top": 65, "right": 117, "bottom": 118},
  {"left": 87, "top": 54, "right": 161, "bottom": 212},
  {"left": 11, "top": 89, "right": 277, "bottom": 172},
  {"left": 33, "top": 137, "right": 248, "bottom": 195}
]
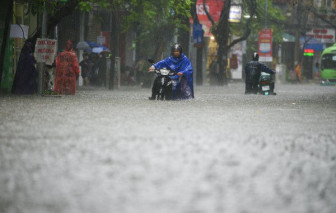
[
  {"left": 293, "top": 1, "right": 301, "bottom": 65},
  {"left": 265, "top": 0, "right": 268, "bottom": 28},
  {"left": 78, "top": 10, "right": 84, "bottom": 87},
  {"left": 38, "top": 3, "right": 47, "bottom": 95}
]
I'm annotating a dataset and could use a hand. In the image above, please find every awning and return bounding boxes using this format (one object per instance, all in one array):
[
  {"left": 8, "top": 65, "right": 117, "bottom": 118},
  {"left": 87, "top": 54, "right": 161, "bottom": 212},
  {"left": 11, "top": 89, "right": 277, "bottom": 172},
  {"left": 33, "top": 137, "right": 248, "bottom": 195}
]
[
  {"left": 282, "top": 33, "right": 295, "bottom": 42},
  {"left": 282, "top": 34, "right": 325, "bottom": 51},
  {"left": 300, "top": 36, "right": 324, "bottom": 51}
]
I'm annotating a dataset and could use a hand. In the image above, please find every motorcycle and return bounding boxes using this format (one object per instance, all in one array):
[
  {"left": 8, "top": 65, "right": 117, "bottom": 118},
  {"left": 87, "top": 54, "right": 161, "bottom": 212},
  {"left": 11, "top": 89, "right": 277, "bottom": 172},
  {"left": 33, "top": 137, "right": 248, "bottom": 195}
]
[
  {"left": 258, "top": 72, "right": 275, "bottom": 95},
  {"left": 148, "top": 59, "right": 176, "bottom": 100}
]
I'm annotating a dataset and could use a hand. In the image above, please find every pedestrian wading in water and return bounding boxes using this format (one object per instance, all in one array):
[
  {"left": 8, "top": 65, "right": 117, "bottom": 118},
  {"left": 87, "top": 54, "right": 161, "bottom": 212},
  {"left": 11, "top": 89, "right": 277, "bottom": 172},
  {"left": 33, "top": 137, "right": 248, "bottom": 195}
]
[{"left": 54, "top": 40, "right": 80, "bottom": 95}]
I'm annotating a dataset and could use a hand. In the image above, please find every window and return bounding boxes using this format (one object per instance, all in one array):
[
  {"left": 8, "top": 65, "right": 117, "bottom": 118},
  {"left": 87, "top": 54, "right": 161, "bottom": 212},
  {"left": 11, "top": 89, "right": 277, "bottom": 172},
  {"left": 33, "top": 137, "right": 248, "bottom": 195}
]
[
  {"left": 322, "top": 0, "right": 332, "bottom": 7},
  {"left": 321, "top": 53, "right": 336, "bottom": 69}
]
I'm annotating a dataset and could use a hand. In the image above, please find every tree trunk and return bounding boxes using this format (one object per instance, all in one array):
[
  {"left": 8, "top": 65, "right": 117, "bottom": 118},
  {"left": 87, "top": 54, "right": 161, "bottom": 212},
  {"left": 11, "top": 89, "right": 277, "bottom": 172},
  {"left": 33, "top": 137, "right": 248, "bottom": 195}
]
[
  {"left": 0, "top": 0, "right": 13, "bottom": 84},
  {"left": 216, "top": 0, "right": 230, "bottom": 86},
  {"left": 203, "top": 0, "right": 256, "bottom": 86}
]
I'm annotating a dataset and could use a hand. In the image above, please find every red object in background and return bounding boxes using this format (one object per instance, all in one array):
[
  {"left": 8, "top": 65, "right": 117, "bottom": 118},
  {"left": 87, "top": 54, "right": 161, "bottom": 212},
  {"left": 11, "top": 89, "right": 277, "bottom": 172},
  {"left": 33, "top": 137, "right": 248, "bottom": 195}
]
[
  {"left": 196, "top": 0, "right": 223, "bottom": 23},
  {"left": 101, "top": 31, "right": 110, "bottom": 48},
  {"left": 304, "top": 49, "right": 314, "bottom": 53},
  {"left": 54, "top": 41, "right": 80, "bottom": 95},
  {"left": 258, "top": 29, "right": 273, "bottom": 62},
  {"left": 193, "top": 0, "right": 224, "bottom": 36},
  {"left": 230, "top": 54, "right": 238, "bottom": 69}
]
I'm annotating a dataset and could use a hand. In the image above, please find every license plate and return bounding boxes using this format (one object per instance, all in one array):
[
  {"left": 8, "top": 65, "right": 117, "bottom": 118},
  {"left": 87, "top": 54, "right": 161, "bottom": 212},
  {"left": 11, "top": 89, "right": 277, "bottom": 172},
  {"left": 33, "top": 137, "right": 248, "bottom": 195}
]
[{"left": 262, "top": 85, "right": 270, "bottom": 91}]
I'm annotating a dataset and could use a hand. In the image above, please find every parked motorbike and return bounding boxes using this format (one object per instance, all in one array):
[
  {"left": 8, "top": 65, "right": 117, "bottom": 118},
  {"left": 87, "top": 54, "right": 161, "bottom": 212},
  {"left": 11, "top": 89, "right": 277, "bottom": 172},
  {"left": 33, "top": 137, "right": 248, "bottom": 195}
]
[
  {"left": 258, "top": 72, "right": 275, "bottom": 95},
  {"left": 148, "top": 59, "right": 176, "bottom": 100}
]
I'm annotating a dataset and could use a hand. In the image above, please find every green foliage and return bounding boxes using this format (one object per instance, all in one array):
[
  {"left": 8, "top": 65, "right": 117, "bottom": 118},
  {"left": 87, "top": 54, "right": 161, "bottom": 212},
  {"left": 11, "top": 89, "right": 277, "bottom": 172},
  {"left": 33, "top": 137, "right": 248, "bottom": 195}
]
[
  {"left": 78, "top": 1, "right": 92, "bottom": 12},
  {"left": 23, "top": 0, "right": 45, "bottom": 15},
  {"left": 24, "top": 0, "right": 191, "bottom": 58},
  {"left": 115, "top": 0, "right": 192, "bottom": 57},
  {"left": 231, "top": 0, "right": 287, "bottom": 52}
]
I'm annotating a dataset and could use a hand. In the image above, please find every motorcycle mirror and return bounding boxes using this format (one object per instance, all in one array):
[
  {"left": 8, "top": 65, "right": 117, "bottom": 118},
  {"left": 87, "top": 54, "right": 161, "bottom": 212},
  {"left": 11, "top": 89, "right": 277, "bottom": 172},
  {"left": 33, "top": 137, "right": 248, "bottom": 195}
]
[{"left": 148, "top": 59, "right": 154, "bottom": 64}]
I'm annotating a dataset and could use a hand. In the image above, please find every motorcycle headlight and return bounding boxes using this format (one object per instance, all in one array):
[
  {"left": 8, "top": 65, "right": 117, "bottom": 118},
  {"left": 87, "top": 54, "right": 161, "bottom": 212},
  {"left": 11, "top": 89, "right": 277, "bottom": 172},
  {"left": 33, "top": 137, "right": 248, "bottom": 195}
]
[{"left": 160, "top": 69, "right": 170, "bottom": 75}]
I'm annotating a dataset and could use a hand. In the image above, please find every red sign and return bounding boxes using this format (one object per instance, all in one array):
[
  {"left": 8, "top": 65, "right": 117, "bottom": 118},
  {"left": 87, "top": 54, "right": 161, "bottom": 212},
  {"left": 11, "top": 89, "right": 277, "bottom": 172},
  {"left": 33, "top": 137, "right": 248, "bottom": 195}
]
[
  {"left": 258, "top": 29, "right": 273, "bottom": 62},
  {"left": 194, "top": 0, "right": 224, "bottom": 37}
]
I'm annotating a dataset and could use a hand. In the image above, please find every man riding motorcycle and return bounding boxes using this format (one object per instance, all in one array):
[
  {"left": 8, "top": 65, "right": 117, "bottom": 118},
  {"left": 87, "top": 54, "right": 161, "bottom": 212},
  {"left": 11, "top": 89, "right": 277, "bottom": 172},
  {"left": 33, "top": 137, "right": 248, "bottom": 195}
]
[
  {"left": 148, "top": 44, "right": 194, "bottom": 100},
  {"left": 244, "top": 52, "right": 276, "bottom": 95}
]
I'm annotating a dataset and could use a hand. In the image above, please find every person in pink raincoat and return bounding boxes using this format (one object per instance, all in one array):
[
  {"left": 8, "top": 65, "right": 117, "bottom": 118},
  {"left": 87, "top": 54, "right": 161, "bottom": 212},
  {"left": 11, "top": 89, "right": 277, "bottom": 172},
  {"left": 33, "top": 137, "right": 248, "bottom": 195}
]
[{"left": 54, "top": 40, "right": 80, "bottom": 95}]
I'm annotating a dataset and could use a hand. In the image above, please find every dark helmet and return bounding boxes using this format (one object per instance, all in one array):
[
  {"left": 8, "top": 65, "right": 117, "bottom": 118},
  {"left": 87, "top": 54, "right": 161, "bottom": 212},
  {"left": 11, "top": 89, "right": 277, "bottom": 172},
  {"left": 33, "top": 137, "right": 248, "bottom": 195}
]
[
  {"left": 252, "top": 52, "right": 259, "bottom": 61},
  {"left": 171, "top": 43, "right": 182, "bottom": 55}
]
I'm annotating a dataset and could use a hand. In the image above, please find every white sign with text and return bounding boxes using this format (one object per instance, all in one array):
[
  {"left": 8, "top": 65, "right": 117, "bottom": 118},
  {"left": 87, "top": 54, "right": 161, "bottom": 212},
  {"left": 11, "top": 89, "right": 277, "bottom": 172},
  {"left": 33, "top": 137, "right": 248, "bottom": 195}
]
[{"left": 34, "top": 38, "right": 57, "bottom": 65}]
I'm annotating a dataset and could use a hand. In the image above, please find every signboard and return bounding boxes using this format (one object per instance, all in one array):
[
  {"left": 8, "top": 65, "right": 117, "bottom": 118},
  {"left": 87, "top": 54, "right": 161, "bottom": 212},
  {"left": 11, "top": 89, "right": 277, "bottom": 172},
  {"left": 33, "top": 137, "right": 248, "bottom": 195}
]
[
  {"left": 97, "top": 35, "right": 106, "bottom": 45},
  {"left": 193, "top": 23, "right": 204, "bottom": 45},
  {"left": 230, "top": 54, "right": 238, "bottom": 69},
  {"left": 195, "top": 0, "right": 224, "bottom": 37},
  {"left": 229, "top": 5, "right": 242, "bottom": 23},
  {"left": 10, "top": 24, "right": 29, "bottom": 39},
  {"left": 258, "top": 29, "right": 273, "bottom": 62},
  {"left": 304, "top": 49, "right": 314, "bottom": 57},
  {"left": 306, "top": 28, "right": 335, "bottom": 44},
  {"left": 34, "top": 38, "right": 57, "bottom": 65}
]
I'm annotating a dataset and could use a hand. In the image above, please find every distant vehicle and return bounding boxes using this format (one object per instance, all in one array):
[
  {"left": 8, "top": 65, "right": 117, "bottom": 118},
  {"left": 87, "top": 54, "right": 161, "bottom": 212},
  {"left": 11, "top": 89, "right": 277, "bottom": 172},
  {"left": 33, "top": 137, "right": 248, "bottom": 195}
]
[
  {"left": 258, "top": 72, "right": 274, "bottom": 95},
  {"left": 321, "top": 43, "right": 336, "bottom": 84}
]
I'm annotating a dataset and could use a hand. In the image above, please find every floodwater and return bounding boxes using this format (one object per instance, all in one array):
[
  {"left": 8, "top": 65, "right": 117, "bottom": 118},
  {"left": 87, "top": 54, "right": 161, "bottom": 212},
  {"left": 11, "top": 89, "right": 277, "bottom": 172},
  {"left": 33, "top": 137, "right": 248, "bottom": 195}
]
[{"left": 1, "top": 83, "right": 336, "bottom": 213}]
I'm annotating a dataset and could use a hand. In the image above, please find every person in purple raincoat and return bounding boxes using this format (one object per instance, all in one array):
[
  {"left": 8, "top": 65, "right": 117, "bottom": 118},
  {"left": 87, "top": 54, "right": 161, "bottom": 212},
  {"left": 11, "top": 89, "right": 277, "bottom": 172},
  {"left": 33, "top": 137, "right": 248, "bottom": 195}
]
[{"left": 149, "top": 44, "right": 194, "bottom": 100}]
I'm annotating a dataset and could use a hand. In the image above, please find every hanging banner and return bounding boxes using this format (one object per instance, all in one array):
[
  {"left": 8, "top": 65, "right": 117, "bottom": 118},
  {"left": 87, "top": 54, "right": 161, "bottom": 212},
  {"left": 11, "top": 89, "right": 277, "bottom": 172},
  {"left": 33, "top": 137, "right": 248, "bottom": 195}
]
[
  {"left": 258, "top": 29, "right": 273, "bottom": 62},
  {"left": 195, "top": 0, "right": 224, "bottom": 37},
  {"left": 34, "top": 38, "right": 57, "bottom": 65}
]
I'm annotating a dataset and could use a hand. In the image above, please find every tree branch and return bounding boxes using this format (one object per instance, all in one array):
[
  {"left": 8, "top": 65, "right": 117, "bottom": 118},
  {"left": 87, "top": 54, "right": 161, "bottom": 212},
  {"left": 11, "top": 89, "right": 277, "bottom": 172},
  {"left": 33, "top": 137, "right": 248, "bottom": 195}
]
[
  {"left": 27, "top": 0, "right": 80, "bottom": 45},
  {"left": 228, "top": 0, "right": 256, "bottom": 49},
  {"left": 203, "top": 0, "right": 215, "bottom": 26}
]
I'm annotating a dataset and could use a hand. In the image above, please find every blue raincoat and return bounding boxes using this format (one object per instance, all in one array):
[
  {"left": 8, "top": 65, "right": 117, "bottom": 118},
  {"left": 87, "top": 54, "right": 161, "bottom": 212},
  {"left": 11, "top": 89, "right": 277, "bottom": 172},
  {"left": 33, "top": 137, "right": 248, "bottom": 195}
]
[{"left": 153, "top": 53, "right": 194, "bottom": 99}]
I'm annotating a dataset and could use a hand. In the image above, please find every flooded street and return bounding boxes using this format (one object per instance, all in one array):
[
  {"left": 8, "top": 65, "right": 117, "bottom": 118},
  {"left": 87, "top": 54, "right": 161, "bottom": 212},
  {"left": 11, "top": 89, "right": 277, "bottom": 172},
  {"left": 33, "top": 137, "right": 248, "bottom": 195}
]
[{"left": 1, "top": 83, "right": 336, "bottom": 213}]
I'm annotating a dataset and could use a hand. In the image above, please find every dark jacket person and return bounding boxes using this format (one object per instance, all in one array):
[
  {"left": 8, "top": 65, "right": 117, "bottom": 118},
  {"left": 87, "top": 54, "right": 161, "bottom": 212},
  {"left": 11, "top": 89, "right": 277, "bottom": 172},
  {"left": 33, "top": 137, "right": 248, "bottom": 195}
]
[
  {"left": 12, "top": 41, "right": 38, "bottom": 95},
  {"left": 244, "top": 52, "right": 275, "bottom": 94}
]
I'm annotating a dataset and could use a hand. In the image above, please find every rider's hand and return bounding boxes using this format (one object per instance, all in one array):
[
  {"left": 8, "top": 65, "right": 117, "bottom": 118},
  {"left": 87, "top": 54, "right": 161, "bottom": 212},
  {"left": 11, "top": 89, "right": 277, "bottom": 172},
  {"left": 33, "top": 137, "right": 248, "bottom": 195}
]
[
  {"left": 177, "top": 72, "right": 183, "bottom": 76},
  {"left": 148, "top": 66, "right": 154, "bottom": 72}
]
